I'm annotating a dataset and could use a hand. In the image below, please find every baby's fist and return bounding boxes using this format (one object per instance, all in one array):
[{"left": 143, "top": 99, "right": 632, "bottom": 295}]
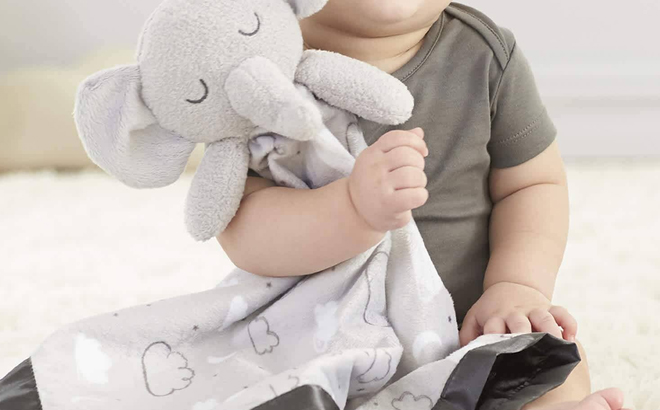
[{"left": 348, "top": 128, "right": 429, "bottom": 233}]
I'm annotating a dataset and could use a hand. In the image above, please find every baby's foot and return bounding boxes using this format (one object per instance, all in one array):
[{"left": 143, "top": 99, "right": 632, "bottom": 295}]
[{"left": 528, "top": 388, "right": 629, "bottom": 410}]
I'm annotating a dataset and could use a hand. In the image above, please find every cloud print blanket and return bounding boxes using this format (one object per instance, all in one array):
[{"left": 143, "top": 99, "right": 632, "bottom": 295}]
[{"left": 0, "top": 88, "right": 580, "bottom": 410}]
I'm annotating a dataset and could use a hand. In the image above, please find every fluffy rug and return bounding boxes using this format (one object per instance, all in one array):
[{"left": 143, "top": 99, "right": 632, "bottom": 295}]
[{"left": 1, "top": 160, "right": 658, "bottom": 408}]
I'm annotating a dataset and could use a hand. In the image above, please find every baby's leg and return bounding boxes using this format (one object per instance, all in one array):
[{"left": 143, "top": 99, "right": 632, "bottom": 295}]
[
  {"left": 524, "top": 388, "right": 626, "bottom": 410},
  {"left": 522, "top": 340, "right": 628, "bottom": 410}
]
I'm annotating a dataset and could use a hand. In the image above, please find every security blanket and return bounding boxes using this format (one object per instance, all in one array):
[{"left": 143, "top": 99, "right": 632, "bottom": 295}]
[{"left": 0, "top": 83, "right": 581, "bottom": 410}]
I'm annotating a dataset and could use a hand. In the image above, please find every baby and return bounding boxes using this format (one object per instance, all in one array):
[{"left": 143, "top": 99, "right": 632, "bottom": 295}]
[{"left": 218, "top": 1, "right": 627, "bottom": 410}]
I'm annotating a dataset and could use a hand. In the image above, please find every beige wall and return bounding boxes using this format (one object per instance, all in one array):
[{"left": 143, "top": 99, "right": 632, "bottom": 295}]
[
  {"left": 0, "top": 0, "right": 161, "bottom": 72},
  {"left": 3, "top": 0, "right": 658, "bottom": 74},
  {"left": 463, "top": 1, "right": 660, "bottom": 157}
]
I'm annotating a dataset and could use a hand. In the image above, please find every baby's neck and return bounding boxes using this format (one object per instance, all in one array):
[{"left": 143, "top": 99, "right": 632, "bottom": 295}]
[{"left": 300, "top": 22, "right": 436, "bottom": 74}]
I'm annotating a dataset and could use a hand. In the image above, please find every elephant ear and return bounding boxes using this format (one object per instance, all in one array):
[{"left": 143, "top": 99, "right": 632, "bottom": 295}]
[
  {"left": 284, "top": 0, "right": 328, "bottom": 19},
  {"left": 74, "top": 64, "right": 195, "bottom": 188}
]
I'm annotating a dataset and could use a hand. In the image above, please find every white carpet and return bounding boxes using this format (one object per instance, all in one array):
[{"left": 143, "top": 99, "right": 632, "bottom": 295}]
[{"left": 1, "top": 160, "right": 659, "bottom": 408}]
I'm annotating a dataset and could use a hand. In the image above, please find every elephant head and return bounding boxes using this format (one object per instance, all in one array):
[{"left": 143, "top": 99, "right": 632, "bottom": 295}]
[{"left": 74, "top": 0, "right": 329, "bottom": 240}]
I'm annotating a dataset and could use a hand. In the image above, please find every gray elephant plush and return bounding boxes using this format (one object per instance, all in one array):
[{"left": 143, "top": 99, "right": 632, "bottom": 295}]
[{"left": 74, "top": 0, "right": 414, "bottom": 242}]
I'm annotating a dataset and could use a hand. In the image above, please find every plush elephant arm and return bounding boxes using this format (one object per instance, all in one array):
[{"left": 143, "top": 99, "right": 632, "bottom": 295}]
[
  {"left": 225, "top": 56, "right": 324, "bottom": 141},
  {"left": 184, "top": 137, "right": 250, "bottom": 242},
  {"left": 295, "top": 50, "right": 415, "bottom": 125}
]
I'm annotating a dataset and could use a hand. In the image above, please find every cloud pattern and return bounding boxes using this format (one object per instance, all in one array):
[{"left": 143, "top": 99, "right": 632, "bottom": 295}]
[
  {"left": 392, "top": 392, "right": 434, "bottom": 410},
  {"left": 219, "top": 295, "right": 248, "bottom": 331},
  {"left": 314, "top": 301, "right": 339, "bottom": 353},
  {"left": 248, "top": 317, "right": 280, "bottom": 355},
  {"left": 74, "top": 333, "right": 113, "bottom": 385},
  {"left": 142, "top": 342, "right": 195, "bottom": 397}
]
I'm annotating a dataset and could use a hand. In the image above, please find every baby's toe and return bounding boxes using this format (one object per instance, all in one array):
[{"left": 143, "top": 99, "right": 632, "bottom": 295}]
[{"left": 577, "top": 388, "right": 625, "bottom": 410}]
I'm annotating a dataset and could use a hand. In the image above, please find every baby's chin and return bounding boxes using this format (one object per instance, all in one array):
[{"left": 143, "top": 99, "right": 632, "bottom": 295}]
[
  {"left": 353, "top": 0, "right": 428, "bottom": 24},
  {"left": 318, "top": 0, "right": 447, "bottom": 35}
]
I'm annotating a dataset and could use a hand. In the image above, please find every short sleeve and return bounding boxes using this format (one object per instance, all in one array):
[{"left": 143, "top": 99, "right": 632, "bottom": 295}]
[{"left": 488, "top": 36, "right": 557, "bottom": 168}]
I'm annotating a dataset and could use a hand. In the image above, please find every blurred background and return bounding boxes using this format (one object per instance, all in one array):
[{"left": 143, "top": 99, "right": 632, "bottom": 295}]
[
  {"left": 1, "top": 0, "right": 659, "bottom": 169},
  {"left": 1, "top": 0, "right": 659, "bottom": 408}
]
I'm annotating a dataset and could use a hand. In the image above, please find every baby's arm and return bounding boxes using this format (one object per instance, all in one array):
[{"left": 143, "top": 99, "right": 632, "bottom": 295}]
[
  {"left": 218, "top": 128, "right": 429, "bottom": 278},
  {"left": 217, "top": 176, "right": 385, "bottom": 277},
  {"left": 485, "top": 140, "right": 568, "bottom": 300},
  {"left": 460, "top": 140, "right": 577, "bottom": 345}
]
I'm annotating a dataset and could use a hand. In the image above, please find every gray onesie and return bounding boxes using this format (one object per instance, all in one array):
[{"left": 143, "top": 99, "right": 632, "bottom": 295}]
[{"left": 249, "top": 2, "right": 558, "bottom": 326}]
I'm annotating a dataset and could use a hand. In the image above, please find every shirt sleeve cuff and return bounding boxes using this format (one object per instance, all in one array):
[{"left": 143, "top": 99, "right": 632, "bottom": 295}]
[{"left": 488, "top": 107, "right": 557, "bottom": 169}]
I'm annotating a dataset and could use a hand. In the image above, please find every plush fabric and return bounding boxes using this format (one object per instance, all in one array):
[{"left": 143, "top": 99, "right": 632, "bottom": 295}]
[
  {"left": 73, "top": 0, "right": 414, "bottom": 242},
  {"left": 74, "top": 65, "right": 196, "bottom": 189}
]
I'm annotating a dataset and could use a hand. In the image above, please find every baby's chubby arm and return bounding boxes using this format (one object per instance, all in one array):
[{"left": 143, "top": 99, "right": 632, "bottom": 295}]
[
  {"left": 217, "top": 128, "right": 429, "bottom": 278},
  {"left": 485, "top": 140, "right": 569, "bottom": 300},
  {"left": 460, "top": 140, "right": 578, "bottom": 346},
  {"left": 217, "top": 176, "right": 383, "bottom": 277}
]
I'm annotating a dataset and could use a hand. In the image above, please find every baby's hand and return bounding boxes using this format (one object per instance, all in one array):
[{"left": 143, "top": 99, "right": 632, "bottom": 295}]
[
  {"left": 459, "top": 282, "right": 578, "bottom": 347},
  {"left": 348, "top": 128, "right": 429, "bottom": 233}
]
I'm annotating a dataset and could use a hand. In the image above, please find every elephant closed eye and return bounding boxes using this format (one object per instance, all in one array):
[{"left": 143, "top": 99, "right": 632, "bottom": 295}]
[
  {"left": 186, "top": 79, "right": 209, "bottom": 104},
  {"left": 239, "top": 12, "right": 261, "bottom": 36}
]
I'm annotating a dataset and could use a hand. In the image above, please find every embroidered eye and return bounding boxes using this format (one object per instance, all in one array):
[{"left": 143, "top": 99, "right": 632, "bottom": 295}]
[
  {"left": 239, "top": 12, "right": 261, "bottom": 36},
  {"left": 186, "top": 79, "right": 209, "bottom": 104}
]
